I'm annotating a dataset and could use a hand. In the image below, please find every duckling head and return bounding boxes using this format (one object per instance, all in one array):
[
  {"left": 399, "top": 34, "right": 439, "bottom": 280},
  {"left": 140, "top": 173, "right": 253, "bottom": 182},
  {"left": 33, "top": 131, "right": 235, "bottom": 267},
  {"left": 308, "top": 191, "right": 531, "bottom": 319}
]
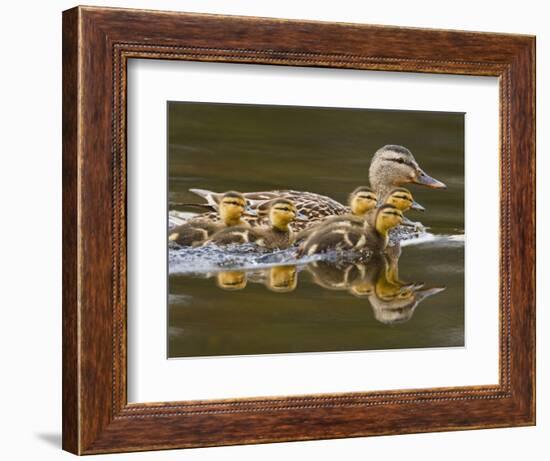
[
  {"left": 369, "top": 285, "right": 446, "bottom": 324},
  {"left": 218, "top": 191, "right": 247, "bottom": 226},
  {"left": 268, "top": 199, "right": 297, "bottom": 231},
  {"left": 369, "top": 145, "right": 447, "bottom": 198},
  {"left": 216, "top": 271, "right": 247, "bottom": 290},
  {"left": 349, "top": 186, "right": 378, "bottom": 216},
  {"left": 384, "top": 187, "right": 425, "bottom": 212},
  {"left": 375, "top": 204, "right": 404, "bottom": 236}
]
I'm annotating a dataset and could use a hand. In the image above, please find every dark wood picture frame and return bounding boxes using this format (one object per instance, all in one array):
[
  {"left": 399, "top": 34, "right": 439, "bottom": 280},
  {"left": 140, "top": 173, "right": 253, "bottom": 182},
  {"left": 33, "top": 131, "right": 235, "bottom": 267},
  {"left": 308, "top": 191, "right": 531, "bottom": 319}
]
[{"left": 62, "top": 5, "right": 535, "bottom": 455}]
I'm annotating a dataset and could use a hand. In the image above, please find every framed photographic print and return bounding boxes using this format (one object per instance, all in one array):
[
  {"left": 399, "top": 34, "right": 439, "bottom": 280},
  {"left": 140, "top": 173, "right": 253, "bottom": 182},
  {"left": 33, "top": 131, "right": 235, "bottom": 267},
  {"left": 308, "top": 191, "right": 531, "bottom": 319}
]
[{"left": 62, "top": 6, "right": 535, "bottom": 455}]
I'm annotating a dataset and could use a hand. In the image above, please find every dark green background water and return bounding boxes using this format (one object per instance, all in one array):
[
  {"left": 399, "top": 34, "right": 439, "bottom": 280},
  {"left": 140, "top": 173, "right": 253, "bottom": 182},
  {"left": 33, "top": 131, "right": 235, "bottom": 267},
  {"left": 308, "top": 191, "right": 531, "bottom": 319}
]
[{"left": 168, "top": 101, "right": 464, "bottom": 358}]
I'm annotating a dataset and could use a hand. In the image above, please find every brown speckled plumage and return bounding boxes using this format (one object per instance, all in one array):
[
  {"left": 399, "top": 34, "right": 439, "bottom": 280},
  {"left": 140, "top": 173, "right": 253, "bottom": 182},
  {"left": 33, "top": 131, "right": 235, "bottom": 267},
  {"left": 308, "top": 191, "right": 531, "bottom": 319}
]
[{"left": 188, "top": 189, "right": 349, "bottom": 232}]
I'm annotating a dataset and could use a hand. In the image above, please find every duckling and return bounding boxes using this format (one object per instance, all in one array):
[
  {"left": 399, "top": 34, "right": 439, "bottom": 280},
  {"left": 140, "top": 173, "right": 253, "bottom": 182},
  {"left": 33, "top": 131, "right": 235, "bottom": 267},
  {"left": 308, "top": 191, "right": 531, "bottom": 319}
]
[
  {"left": 205, "top": 199, "right": 298, "bottom": 250},
  {"left": 298, "top": 205, "right": 404, "bottom": 257},
  {"left": 187, "top": 145, "right": 446, "bottom": 233},
  {"left": 296, "top": 187, "right": 378, "bottom": 241},
  {"left": 168, "top": 191, "right": 247, "bottom": 246},
  {"left": 298, "top": 187, "right": 420, "bottom": 243},
  {"left": 383, "top": 187, "right": 424, "bottom": 213}
]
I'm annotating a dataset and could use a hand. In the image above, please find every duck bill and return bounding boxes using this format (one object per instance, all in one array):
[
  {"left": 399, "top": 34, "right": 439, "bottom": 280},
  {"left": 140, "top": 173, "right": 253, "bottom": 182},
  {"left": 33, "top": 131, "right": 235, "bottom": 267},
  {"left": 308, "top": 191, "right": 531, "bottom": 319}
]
[
  {"left": 410, "top": 200, "right": 425, "bottom": 212},
  {"left": 413, "top": 169, "right": 447, "bottom": 189},
  {"left": 415, "top": 286, "right": 446, "bottom": 302}
]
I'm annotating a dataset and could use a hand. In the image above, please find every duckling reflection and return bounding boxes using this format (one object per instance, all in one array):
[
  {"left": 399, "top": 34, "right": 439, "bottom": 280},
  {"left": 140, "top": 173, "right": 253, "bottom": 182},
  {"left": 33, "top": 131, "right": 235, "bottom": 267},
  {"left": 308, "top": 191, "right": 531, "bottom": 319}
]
[
  {"left": 368, "top": 285, "right": 446, "bottom": 325},
  {"left": 307, "top": 260, "right": 367, "bottom": 292},
  {"left": 213, "top": 266, "right": 299, "bottom": 293},
  {"left": 265, "top": 265, "right": 298, "bottom": 293},
  {"left": 306, "top": 254, "right": 445, "bottom": 325},
  {"left": 216, "top": 271, "right": 247, "bottom": 291}
]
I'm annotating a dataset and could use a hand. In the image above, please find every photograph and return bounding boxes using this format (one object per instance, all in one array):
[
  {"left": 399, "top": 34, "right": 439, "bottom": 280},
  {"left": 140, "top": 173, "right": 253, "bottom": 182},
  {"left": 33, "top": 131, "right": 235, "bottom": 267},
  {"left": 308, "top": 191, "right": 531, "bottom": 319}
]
[
  {"left": 2, "top": 0, "right": 539, "bottom": 457},
  {"left": 167, "top": 101, "right": 465, "bottom": 358}
]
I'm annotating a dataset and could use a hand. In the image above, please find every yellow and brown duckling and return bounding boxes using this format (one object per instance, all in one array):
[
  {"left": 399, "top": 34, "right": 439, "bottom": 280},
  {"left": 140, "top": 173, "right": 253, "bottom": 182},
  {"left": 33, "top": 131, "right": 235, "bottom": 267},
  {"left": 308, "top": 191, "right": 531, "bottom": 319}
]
[
  {"left": 296, "top": 186, "right": 378, "bottom": 241},
  {"left": 168, "top": 191, "right": 248, "bottom": 246},
  {"left": 298, "top": 204, "right": 404, "bottom": 257},
  {"left": 383, "top": 187, "right": 424, "bottom": 213},
  {"left": 204, "top": 198, "right": 298, "bottom": 250},
  {"left": 348, "top": 186, "right": 379, "bottom": 215}
]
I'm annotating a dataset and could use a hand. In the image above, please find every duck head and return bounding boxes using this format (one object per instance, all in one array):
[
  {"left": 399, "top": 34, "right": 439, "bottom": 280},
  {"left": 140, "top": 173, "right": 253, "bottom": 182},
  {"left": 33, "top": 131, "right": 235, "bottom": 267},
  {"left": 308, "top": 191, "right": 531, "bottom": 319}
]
[
  {"left": 218, "top": 191, "right": 247, "bottom": 226},
  {"left": 369, "top": 145, "right": 447, "bottom": 198},
  {"left": 384, "top": 187, "right": 425, "bottom": 212},
  {"left": 348, "top": 186, "right": 378, "bottom": 216},
  {"left": 268, "top": 198, "right": 297, "bottom": 231}
]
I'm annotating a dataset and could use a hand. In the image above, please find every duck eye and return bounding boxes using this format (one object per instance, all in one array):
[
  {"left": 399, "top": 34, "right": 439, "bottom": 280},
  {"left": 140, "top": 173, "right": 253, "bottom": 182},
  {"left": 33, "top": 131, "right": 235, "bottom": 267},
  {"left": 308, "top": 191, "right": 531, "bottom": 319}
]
[{"left": 397, "top": 158, "right": 405, "bottom": 164}]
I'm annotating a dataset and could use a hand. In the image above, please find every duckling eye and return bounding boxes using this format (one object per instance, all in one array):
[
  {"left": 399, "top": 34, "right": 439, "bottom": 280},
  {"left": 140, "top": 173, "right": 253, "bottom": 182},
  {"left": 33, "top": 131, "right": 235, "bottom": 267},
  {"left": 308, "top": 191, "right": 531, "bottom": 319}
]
[{"left": 224, "top": 200, "right": 243, "bottom": 206}]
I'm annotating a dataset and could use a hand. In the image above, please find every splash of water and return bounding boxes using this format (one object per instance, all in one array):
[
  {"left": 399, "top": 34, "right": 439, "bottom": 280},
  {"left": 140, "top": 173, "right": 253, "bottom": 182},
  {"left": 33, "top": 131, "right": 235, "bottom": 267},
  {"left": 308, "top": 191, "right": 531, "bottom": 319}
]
[{"left": 168, "top": 211, "right": 464, "bottom": 274}]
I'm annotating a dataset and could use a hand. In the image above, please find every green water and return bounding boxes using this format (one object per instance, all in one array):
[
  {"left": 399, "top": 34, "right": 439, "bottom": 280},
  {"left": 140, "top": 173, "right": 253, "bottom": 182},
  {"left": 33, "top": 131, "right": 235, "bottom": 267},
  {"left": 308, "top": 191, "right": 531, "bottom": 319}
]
[{"left": 168, "top": 101, "right": 464, "bottom": 358}]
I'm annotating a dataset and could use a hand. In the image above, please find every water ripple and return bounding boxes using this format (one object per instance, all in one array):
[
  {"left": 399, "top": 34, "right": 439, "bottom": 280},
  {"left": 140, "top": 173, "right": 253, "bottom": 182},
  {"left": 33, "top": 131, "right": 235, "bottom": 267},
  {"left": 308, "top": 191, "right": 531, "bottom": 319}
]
[{"left": 168, "top": 232, "right": 464, "bottom": 275}]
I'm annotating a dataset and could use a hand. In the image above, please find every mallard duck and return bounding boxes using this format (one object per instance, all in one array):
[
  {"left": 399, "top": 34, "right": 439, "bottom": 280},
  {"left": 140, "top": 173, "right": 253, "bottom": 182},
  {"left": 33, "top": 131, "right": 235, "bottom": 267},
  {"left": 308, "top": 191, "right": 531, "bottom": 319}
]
[
  {"left": 168, "top": 191, "right": 248, "bottom": 246},
  {"left": 298, "top": 204, "right": 404, "bottom": 257},
  {"left": 184, "top": 145, "right": 445, "bottom": 232},
  {"left": 204, "top": 198, "right": 298, "bottom": 249}
]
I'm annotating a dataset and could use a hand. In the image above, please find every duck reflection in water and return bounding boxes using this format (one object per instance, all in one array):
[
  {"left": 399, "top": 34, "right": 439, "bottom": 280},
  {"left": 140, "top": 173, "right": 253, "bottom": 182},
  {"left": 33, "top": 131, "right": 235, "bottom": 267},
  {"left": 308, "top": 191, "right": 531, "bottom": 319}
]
[
  {"left": 306, "top": 253, "right": 445, "bottom": 324},
  {"left": 211, "top": 251, "right": 443, "bottom": 325},
  {"left": 215, "top": 265, "right": 298, "bottom": 293},
  {"left": 265, "top": 265, "right": 298, "bottom": 293},
  {"left": 216, "top": 271, "right": 247, "bottom": 291}
]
